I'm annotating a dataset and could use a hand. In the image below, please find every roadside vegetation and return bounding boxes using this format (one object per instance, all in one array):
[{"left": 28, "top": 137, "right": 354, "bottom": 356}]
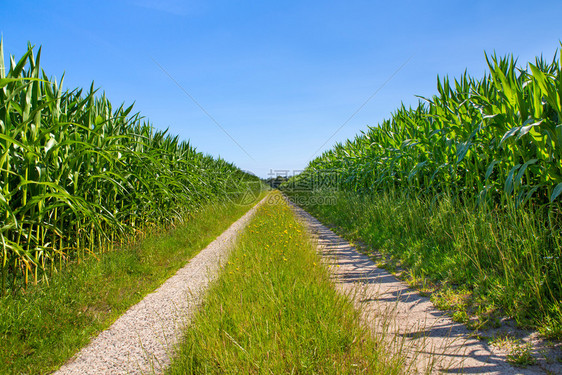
[
  {"left": 283, "top": 48, "right": 562, "bottom": 338},
  {"left": 167, "top": 191, "right": 406, "bottom": 374}
]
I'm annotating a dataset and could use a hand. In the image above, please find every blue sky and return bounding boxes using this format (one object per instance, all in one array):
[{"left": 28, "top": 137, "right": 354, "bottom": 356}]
[{"left": 2, "top": 0, "right": 561, "bottom": 177}]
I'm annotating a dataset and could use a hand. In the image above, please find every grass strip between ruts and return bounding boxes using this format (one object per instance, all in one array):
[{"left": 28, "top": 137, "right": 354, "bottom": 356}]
[
  {"left": 0, "top": 193, "right": 266, "bottom": 375},
  {"left": 167, "top": 191, "right": 405, "bottom": 374}
]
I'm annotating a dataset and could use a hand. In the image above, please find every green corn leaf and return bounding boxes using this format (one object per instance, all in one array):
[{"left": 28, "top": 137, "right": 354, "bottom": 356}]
[
  {"left": 0, "top": 77, "right": 47, "bottom": 89},
  {"left": 504, "top": 164, "right": 521, "bottom": 195},
  {"left": 551, "top": 182, "right": 562, "bottom": 202},
  {"left": 514, "top": 159, "right": 538, "bottom": 189},
  {"left": 485, "top": 160, "right": 500, "bottom": 181},
  {"left": 522, "top": 184, "right": 541, "bottom": 206},
  {"left": 456, "top": 142, "right": 472, "bottom": 164},
  {"left": 517, "top": 119, "right": 542, "bottom": 140},
  {"left": 500, "top": 126, "right": 520, "bottom": 146},
  {"left": 44, "top": 137, "right": 57, "bottom": 153}
]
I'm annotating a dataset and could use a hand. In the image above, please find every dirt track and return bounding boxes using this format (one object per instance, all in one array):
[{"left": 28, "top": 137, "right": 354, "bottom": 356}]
[{"left": 52, "top": 195, "right": 560, "bottom": 374}]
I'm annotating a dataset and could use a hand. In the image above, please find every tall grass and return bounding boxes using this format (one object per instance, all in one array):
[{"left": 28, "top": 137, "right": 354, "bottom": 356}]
[
  {"left": 288, "top": 190, "right": 561, "bottom": 334},
  {"left": 0, "top": 41, "right": 259, "bottom": 294},
  {"left": 284, "top": 47, "right": 562, "bottom": 336}
]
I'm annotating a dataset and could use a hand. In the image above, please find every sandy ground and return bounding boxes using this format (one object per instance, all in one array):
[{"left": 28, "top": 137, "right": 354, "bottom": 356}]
[
  {"left": 290, "top": 202, "right": 561, "bottom": 375},
  {"left": 53, "top": 197, "right": 267, "bottom": 375}
]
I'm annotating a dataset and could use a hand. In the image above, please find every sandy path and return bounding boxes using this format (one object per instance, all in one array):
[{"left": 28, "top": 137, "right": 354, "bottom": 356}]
[
  {"left": 54, "top": 197, "right": 267, "bottom": 375},
  {"left": 290, "top": 202, "right": 555, "bottom": 374}
]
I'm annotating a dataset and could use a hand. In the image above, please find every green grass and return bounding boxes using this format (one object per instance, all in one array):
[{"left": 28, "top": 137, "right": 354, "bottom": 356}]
[
  {"left": 284, "top": 189, "right": 562, "bottom": 339},
  {"left": 0, "top": 194, "right": 264, "bottom": 375},
  {"left": 166, "top": 191, "right": 406, "bottom": 374}
]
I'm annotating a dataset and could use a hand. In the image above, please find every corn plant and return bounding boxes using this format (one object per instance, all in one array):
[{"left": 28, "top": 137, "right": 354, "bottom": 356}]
[
  {"left": 0, "top": 41, "right": 259, "bottom": 294},
  {"left": 293, "top": 48, "right": 562, "bottom": 208}
]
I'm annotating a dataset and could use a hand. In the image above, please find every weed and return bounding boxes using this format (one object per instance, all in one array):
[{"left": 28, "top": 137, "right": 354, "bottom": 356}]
[
  {"left": 507, "top": 342, "right": 537, "bottom": 367},
  {"left": 452, "top": 310, "right": 470, "bottom": 324}
]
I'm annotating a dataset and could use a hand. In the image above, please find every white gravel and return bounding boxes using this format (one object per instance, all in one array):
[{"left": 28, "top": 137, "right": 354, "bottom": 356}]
[
  {"left": 54, "top": 197, "right": 267, "bottom": 375},
  {"left": 289, "top": 202, "right": 559, "bottom": 374}
]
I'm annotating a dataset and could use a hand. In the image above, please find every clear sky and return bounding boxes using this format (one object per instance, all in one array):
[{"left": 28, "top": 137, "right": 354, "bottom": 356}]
[{"left": 1, "top": 0, "right": 561, "bottom": 177}]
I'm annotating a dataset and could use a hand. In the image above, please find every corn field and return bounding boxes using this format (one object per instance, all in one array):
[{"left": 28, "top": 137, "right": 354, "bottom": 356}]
[
  {"left": 293, "top": 49, "right": 562, "bottom": 210},
  {"left": 0, "top": 42, "right": 258, "bottom": 294}
]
